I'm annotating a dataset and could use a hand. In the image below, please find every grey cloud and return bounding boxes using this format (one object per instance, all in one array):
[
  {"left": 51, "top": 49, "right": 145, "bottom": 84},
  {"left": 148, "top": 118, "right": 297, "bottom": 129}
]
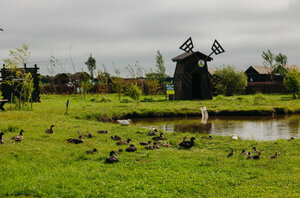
[{"left": 1, "top": 0, "right": 300, "bottom": 76}]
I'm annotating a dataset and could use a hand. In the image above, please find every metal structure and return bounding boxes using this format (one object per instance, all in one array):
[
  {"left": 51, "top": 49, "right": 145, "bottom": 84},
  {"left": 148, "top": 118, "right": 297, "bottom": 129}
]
[
  {"left": 172, "top": 37, "right": 224, "bottom": 100},
  {"left": 0, "top": 64, "right": 40, "bottom": 102}
]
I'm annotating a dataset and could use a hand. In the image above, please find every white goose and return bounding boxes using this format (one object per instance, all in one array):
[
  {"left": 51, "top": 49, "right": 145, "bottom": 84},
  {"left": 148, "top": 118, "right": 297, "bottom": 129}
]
[
  {"left": 117, "top": 119, "right": 132, "bottom": 126},
  {"left": 232, "top": 134, "right": 238, "bottom": 140}
]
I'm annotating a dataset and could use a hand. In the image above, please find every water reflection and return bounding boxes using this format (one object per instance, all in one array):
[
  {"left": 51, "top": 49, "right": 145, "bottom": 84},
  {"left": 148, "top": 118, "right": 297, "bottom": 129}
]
[{"left": 132, "top": 115, "right": 300, "bottom": 141}]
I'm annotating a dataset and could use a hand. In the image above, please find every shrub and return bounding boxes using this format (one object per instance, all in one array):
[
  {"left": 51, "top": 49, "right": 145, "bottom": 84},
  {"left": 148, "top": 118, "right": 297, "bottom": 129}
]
[
  {"left": 215, "top": 65, "right": 248, "bottom": 96},
  {"left": 125, "top": 83, "right": 142, "bottom": 103},
  {"left": 283, "top": 68, "right": 300, "bottom": 99}
]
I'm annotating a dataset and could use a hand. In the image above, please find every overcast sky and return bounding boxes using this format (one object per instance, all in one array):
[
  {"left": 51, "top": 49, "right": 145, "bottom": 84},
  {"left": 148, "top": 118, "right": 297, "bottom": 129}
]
[{"left": 1, "top": 0, "right": 300, "bottom": 76}]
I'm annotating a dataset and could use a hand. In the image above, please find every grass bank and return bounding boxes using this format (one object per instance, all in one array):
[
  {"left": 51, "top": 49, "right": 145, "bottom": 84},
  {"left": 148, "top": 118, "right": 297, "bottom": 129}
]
[
  {"left": 33, "top": 94, "right": 300, "bottom": 121},
  {"left": 0, "top": 94, "right": 299, "bottom": 197}
]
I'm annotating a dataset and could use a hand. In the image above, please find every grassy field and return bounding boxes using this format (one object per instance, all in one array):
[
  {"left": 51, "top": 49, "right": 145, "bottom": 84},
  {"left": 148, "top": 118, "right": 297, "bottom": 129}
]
[{"left": 0, "top": 94, "right": 299, "bottom": 197}]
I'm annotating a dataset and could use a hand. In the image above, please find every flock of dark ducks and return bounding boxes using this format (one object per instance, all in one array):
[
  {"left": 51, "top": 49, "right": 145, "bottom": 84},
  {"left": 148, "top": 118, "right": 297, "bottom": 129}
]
[
  {"left": 0, "top": 125, "right": 296, "bottom": 163},
  {"left": 227, "top": 146, "right": 281, "bottom": 160}
]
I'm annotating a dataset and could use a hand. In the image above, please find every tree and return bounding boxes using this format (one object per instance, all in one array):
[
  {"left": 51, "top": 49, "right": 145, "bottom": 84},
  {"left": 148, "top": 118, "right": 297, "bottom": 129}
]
[
  {"left": 85, "top": 55, "right": 96, "bottom": 79},
  {"left": 111, "top": 69, "right": 125, "bottom": 100},
  {"left": 283, "top": 69, "right": 300, "bottom": 99},
  {"left": 275, "top": 53, "right": 287, "bottom": 67},
  {"left": 215, "top": 65, "right": 247, "bottom": 96},
  {"left": 80, "top": 72, "right": 93, "bottom": 99},
  {"left": 96, "top": 64, "right": 110, "bottom": 94},
  {"left": 274, "top": 53, "right": 288, "bottom": 75},
  {"left": 262, "top": 49, "right": 276, "bottom": 72},
  {"left": 2, "top": 44, "right": 34, "bottom": 110},
  {"left": 262, "top": 50, "right": 288, "bottom": 74},
  {"left": 154, "top": 50, "right": 167, "bottom": 82},
  {"left": 125, "top": 83, "right": 142, "bottom": 103},
  {"left": 145, "top": 75, "right": 159, "bottom": 98}
]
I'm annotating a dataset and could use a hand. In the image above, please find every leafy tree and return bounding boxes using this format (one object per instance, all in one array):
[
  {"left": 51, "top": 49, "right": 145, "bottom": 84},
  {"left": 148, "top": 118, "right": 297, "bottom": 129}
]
[
  {"left": 80, "top": 72, "right": 93, "bottom": 99},
  {"left": 2, "top": 44, "right": 34, "bottom": 110},
  {"left": 154, "top": 50, "right": 167, "bottom": 82},
  {"left": 125, "top": 83, "right": 142, "bottom": 103},
  {"left": 274, "top": 53, "right": 288, "bottom": 75},
  {"left": 85, "top": 55, "right": 96, "bottom": 79},
  {"left": 262, "top": 49, "right": 276, "bottom": 72},
  {"left": 275, "top": 53, "right": 287, "bottom": 67},
  {"left": 96, "top": 64, "right": 110, "bottom": 93},
  {"left": 111, "top": 69, "right": 125, "bottom": 100},
  {"left": 215, "top": 65, "right": 247, "bottom": 96},
  {"left": 155, "top": 50, "right": 165, "bottom": 74},
  {"left": 262, "top": 50, "right": 288, "bottom": 74},
  {"left": 146, "top": 76, "right": 159, "bottom": 98},
  {"left": 283, "top": 69, "right": 300, "bottom": 99}
]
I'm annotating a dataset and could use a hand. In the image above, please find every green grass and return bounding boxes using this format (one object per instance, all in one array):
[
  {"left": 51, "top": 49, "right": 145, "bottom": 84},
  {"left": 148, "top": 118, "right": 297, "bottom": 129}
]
[{"left": 0, "top": 94, "right": 299, "bottom": 197}]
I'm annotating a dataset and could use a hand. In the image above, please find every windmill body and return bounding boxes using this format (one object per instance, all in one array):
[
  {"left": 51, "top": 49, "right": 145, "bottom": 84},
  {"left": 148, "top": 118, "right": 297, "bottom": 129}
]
[
  {"left": 172, "top": 38, "right": 224, "bottom": 100},
  {"left": 172, "top": 51, "right": 213, "bottom": 100}
]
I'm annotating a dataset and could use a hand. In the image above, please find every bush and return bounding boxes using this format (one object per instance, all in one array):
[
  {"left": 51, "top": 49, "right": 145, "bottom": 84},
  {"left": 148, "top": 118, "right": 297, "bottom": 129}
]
[
  {"left": 283, "top": 68, "right": 300, "bottom": 99},
  {"left": 125, "top": 83, "right": 142, "bottom": 103},
  {"left": 215, "top": 65, "right": 248, "bottom": 96}
]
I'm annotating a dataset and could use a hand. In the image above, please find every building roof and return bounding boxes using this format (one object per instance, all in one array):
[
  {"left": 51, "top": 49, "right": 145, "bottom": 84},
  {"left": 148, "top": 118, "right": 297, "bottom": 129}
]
[
  {"left": 54, "top": 73, "right": 68, "bottom": 79},
  {"left": 172, "top": 51, "right": 213, "bottom": 62},
  {"left": 282, "top": 65, "right": 300, "bottom": 72},
  {"left": 247, "top": 66, "right": 272, "bottom": 74}
]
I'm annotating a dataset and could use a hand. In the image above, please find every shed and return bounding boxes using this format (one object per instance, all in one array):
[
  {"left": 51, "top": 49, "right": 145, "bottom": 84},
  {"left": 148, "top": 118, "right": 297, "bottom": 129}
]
[
  {"left": 54, "top": 73, "right": 70, "bottom": 85},
  {"left": 172, "top": 51, "right": 213, "bottom": 100},
  {"left": 0, "top": 64, "right": 40, "bottom": 102},
  {"left": 245, "top": 66, "right": 272, "bottom": 82},
  {"left": 71, "top": 72, "right": 90, "bottom": 83}
]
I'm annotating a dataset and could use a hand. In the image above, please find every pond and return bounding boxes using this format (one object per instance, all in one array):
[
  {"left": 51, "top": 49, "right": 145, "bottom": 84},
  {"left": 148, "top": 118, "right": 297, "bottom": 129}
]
[{"left": 132, "top": 115, "right": 300, "bottom": 141}]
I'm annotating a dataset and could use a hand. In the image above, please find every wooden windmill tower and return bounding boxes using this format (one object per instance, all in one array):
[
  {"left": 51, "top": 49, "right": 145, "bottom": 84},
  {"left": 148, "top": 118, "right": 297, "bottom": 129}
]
[{"left": 172, "top": 38, "right": 224, "bottom": 100}]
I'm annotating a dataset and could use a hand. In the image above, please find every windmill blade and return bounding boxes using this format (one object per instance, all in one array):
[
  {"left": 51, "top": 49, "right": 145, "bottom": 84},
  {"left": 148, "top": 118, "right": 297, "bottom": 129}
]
[
  {"left": 179, "top": 37, "right": 194, "bottom": 53},
  {"left": 211, "top": 39, "right": 225, "bottom": 55}
]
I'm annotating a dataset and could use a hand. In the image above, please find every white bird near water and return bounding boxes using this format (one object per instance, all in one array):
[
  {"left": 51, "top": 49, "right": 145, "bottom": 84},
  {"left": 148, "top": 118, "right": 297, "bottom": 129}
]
[
  {"left": 232, "top": 134, "right": 238, "bottom": 140},
  {"left": 201, "top": 107, "right": 209, "bottom": 118},
  {"left": 117, "top": 119, "right": 132, "bottom": 126}
]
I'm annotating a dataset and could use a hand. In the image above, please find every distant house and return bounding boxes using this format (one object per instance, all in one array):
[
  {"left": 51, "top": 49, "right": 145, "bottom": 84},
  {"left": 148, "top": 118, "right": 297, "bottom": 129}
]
[
  {"left": 54, "top": 73, "right": 69, "bottom": 85},
  {"left": 245, "top": 66, "right": 287, "bottom": 94},
  {"left": 71, "top": 72, "right": 90, "bottom": 84},
  {"left": 245, "top": 66, "right": 272, "bottom": 82}
]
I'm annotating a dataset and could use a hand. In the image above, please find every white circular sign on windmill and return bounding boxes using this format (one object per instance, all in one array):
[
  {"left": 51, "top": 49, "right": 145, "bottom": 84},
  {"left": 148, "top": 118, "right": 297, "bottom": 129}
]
[{"left": 198, "top": 59, "right": 205, "bottom": 67}]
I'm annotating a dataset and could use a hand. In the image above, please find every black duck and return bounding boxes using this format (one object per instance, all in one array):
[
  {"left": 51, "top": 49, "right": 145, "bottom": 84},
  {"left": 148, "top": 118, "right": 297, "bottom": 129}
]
[
  {"left": 105, "top": 151, "right": 119, "bottom": 163},
  {"left": 116, "top": 138, "right": 131, "bottom": 145},
  {"left": 111, "top": 135, "right": 121, "bottom": 141},
  {"left": 227, "top": 148, "right": 234, "bottom": 157},
  {"left": 45, "top": 125, "right": 54, "bottom": 134},
  {"left": 67, "top": 135, "right": 84, "bottom": 144},
  {"left": 86, "top": 148, "right": 98, "bottom": 154},
  {"left": 178, "top": 137, "right": 195, "bottom": 149},
  {"left": 11, "top": 130, "right": 24, "bottom": 142},
  {"left": 126, "top": 144, "right": 137, "bottom": 152}
]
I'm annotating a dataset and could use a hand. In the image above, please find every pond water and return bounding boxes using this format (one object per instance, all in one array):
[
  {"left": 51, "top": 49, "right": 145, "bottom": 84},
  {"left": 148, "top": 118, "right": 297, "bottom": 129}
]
[{"left": 132, "top": 115, "right": 300, "bottom": 141}]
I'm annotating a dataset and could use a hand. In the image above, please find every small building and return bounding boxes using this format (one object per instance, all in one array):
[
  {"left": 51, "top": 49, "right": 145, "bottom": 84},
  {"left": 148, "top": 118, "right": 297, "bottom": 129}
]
[
  {"left": 245, "top": 66, "right": 272, "bottom": 82},
  {"left": 71, "top": 72, "right": 90, "bottom": 84},
  {"left": 0, "top": 64, "right": 40, "bottom": 102},
  {"left": 172, "top": 51, "right": 213, "bottom": 100},
  {"left": 54, "top": 73, "right": 70, "bottom": 85}
]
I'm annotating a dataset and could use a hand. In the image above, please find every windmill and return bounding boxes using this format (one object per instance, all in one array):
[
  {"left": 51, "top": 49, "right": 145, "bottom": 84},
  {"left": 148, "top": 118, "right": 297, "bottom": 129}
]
[{"left": 172, "top": 37, "right": 225, "bottom": 100}]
